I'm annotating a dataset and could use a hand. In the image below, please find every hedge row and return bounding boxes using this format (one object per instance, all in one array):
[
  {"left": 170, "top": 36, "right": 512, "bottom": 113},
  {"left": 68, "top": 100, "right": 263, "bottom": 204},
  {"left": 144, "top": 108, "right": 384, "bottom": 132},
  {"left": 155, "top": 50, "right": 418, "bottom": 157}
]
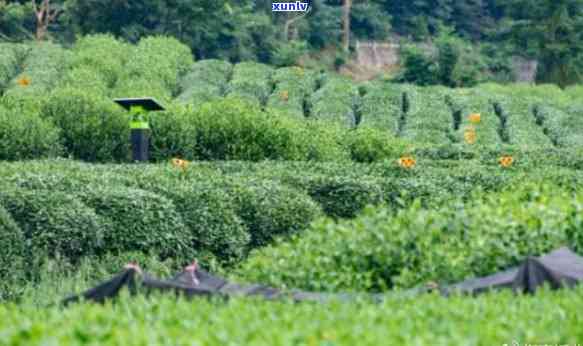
[
  {"left": 64, "top": 34, "right": 132, "bottom": 92},
  {"left": 445, "top": 88, "right": 501, "bottom": 147},
  {"left": 0, "top": 204, "right": 25, "bottom": 300},
  {"left": 0, "top": 161, "right": 329, "bottom": 268},
  {"left": 113, "top": 36, "right": 194, "bottom": 101},
  {"left": 38, "top": 88, "right": 130, "bottom": 162},
  {"left": 0, "top": 43, "right": 21, "bottom": 92},
  {"left": 177, "top": 59, "right": 232, "bottom": 105},
  {"left": 3, "top": 42, "right": 71, "bottom": 99},
  {"left": 3, "top": 288, "right": 583, "bottom": 345},
  {"left": 357, "top": 81, "right": 400, "bottom": 132},
  {"left": 226, "top": 62, "right": 273, "bottom": 105},
  {"left": 310, "top": 76, "right": 358, "bottom": 127},
  {"left": 2, "top": 158, "right": 583, "bottom": 296},
  {"left": 493, "top": 93, "right": 555, "bottom": 149},
  {"left": 1, "top": 92, "right": 417, "bottom": 163},
  {"left": 0, "top": 106, "right": 62, "bottom": 161},
  {"left": 236, "top": 183, "right": 583, "bottom": 292},
  {"left": 266, "top": 66, "right": 316, "bottom": 119},
  {"left": 150, "top": 97, "right": 351, "bottom": 162},
  {"left": 402, "top": 85, "right": 451, "bottom": 145}
]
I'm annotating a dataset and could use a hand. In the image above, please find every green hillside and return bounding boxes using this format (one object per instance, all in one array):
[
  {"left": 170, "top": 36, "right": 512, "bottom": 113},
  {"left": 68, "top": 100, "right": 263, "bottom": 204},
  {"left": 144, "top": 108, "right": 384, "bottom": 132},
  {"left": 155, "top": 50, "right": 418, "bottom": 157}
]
[
  {"left": 1, "top": 36, "right": 582, "bottom": 165},
  {"left": 1, "top": 33, "right": 583, "bottom": 346}
]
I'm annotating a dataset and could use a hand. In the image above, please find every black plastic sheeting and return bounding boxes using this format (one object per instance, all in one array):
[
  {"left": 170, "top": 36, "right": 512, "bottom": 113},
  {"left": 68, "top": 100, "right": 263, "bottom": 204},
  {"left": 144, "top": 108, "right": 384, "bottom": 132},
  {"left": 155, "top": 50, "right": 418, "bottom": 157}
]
[
  {"left": 442, "top": 247, "right": 583, "bottom": 296},
  {"left": 63, "top": 247, "right": 583, "bottom": 305},
  {"left": 63, "top": 263, "right": 384, "bottom": 306}
]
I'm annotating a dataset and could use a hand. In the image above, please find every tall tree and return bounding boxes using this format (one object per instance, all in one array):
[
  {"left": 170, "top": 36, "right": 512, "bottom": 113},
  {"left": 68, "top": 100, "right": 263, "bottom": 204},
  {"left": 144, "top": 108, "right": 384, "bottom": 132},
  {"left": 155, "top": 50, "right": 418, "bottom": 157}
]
[
  {"left": 505, "top": 0, "right": 583, "bottom": 86},
  {"left": 31, "top": 0, "right": 61, "bottom": 40},
  {"left": 342, "top": 0, "right": 352, "bottom": 51}
]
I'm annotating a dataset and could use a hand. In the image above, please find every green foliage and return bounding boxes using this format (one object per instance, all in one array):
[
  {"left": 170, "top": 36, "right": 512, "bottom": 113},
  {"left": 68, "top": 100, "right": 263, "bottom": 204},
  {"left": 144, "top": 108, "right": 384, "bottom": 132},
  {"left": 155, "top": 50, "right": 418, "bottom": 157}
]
[
  {"left": 74, "top": 185, "right": 192, "bottom": 260},
  {"left": 148, "top": 106, "right": 198, "bottom": 161},
  {"left": 2, "top": 288, "right": 583, "bottom": 344},
  {"left": 0, "top": 204, "right": 26, "bottom": 300},
  {"left": 177, "top": 59, "right": 232, "bottom": 104},
  {"left": 57, "top": 67, "right": 109, "bottom": 95},
  {"left": 272, "top": 41, "right": 309, "bottom": 67},
  {"left": 350, "top": 2, "right": 392, "bottom": 40},
  {"left": 230, "top": 180, "right": 322, "bottom": 247},
  {"left": 0, "top": 188, "right": 106, "bottom": 264},
  {"left": 227, "top": 62, "right": 274, "bottom": 105},
  {"left": 4, "top": 42, "right": 71, "bottom": 98},
  {"left": 140, "top": 178, "right": 251, "bottom": 264},
  {"left": 345, "top": 127, "right": 410, "bottom": 163},
  {"left": 189, "top": 98, "right": 347, "bottom": 162},
  {"left": 70, "top": 34, "right": 131, "bottom": 89},
  {"left": 0, "top": 43, "right": 20, "bottom": 91},
  {"left": 300, "top": 176, "right": 385, "bottom": 219},
  {"left": 237, "top": 184, "right": 577, "bottom": 292},
  {"left": 0, "top": 106, "right": 62, "bottom": 161},
  {"left": 506, "top": 0, "right": 583, "bottom": 87},
  {"left": 38, "top": 88, "right": 130, "bottom": 162},
  {"left": 398, "top": 29, "right": 487, "bottom": 87},
  {"left": 305, "top": 2, "right": 342, "bottom": 49},
  {"left": 310, "top": 76, "right": 358, "bottom": 127},
  {"left": 119, "top": 36, "right": 194, "bottom": 97},
  {"left": 267, "top": 66, "right": 315, "bottom": 118},
  {"left": 398, "top": 45, "right": 437, "bottom": 86},
  {"left": 0, "top": 2, "right": 34, "bottom": 41},
  {"left": 358, "top": 81, "right": 401, "bottom": 131}
]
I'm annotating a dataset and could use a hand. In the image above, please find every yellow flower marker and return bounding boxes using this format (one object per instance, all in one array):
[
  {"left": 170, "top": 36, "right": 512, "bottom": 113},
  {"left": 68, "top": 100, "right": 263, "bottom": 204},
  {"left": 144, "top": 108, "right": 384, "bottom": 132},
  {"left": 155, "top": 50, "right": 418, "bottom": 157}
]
[
  {"left": 171, "top": 158, "right": 189, "bottom": 171},
  {"left": 469, "top": 113, "right": 481, "bottom": 124},
  {"left": 398, "top": 156, "right": 416, "bottom": 169},
  {"left": 17, "top": 76, "right": 31, "bottom": 87},
  {"left": 464, "top": 127, "right": 477, "bottom": 144},
  {"left": 280, "top": 90, "right": 289, "bottom": 101},
  {"left": 499, "top": 155, "right": 514, "bottom": 168}
]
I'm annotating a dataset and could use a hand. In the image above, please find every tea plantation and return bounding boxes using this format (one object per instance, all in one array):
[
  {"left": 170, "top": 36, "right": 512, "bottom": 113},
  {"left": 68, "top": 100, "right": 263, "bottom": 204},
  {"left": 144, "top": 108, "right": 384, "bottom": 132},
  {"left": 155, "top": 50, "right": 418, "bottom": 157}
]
[{"left": 1, "top": 35, "right": 583, "bottom": 345}]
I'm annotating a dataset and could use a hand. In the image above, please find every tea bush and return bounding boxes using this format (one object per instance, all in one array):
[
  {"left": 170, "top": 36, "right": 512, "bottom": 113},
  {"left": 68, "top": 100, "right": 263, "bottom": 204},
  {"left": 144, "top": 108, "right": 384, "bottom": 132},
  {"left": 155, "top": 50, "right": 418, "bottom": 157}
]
[
  {"left": 0, "top": 187, "right": 107, "bottom": 264},
  {"left": 57, "top": 67, "right": 110, "bottom": 95},
  {"left": 402, "top": 86, "right": 452, "bottom": 145},
  {"left": 190, "top": 98, "right": 347, "bottom": 162},
  {"left": 345, "top": 127, "right": 410, "bottom": 163},
  {"left": 266, "top": 66, "right": 316, "bottom": 118},
  {"left": 300, "top": 175, "right": 385, "bottom": 218},
  {"left": 138, "top": 178, "right": 251, "bottom": 264},
  {"left": 38, "top": 88, "right": 130, "bottom": 162},
  {"left": 4, "top": 42, "right": 71, "bottom": 98},
  {"left": 357, "top": 81, "right": 400, "bottom": 131},
  {"left": 69, "top": 34, "right": 131, "bottom": 89},
  {"left": 237, "top": 184, "right": 577, "bottom": 292},
  {"left": 121, "top": 36, "right": 193, "bottom": 96},
  {"left": 0, "top": 106, "right": 63, "bottom": 161},
  {"left": 148, "top": 106, "right": 199, "bottom": 161},
  {"left": 229, "top": 180, "right": 322, "bottom": 247},
  {"left": 73, "top": 185, "right": 192, "bottom": 260},
  {"left": 445, "top": 88, "right": 501, "bottom": 147},
  {"left": 2, "top": 289, "right": 583, "bottom": 345},
  {"left": 226, "top": 62, "right": 274, "bottom": 105},
  {"left": 310, "top": 76, "right": 358, "bottom": 127},
  {"left": 0, "top": 43, "right": 20, "bottom": 91},
  {"left": 0, "top": 204, "right": 26, "bottom": 300},
  {"left": 177, "top": 59, "right": 232, "bottom": 105}
]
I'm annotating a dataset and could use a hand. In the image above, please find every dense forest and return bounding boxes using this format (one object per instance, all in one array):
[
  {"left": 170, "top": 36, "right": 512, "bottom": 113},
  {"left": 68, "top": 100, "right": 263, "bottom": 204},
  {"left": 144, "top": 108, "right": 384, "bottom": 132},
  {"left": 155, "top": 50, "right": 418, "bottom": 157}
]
[{"left": 1, "top": 0, "right": 582, "bottom": 86}]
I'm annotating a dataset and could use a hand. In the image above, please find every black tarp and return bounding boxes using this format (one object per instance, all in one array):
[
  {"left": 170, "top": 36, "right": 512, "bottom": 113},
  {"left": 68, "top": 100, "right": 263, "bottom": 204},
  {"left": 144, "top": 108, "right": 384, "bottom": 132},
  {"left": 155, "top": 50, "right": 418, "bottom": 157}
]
[
  {"left": 63, "top": 247, "right": 583, "bottom": 305},
  {"left": 63, "top": 262, "right": 379, "bottom": 305},
  {"left": 442, "top": 247, "right": 583, "bottom": 296}
]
